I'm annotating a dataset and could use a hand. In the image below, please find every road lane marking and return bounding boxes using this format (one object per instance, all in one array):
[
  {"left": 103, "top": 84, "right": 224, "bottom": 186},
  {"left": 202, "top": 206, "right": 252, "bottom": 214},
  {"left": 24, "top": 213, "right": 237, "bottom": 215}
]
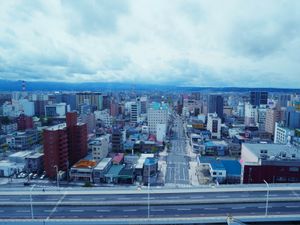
[
  {"left": 286, "top": 205, "right": 299, "bottom": 208},
  {"left": 204, "top": 208, "right": 218, "bottom": 210},
  {"left": 118, "top": 197, "right": 130, "bottom": 200},
  {"left": 70, "top": 198, "right": 82, "bottom": 201},
  {"left": 0, "top": 198, "right": 9, "bottom": 201},
  {"left": 166, "top": 196, "right": 180, "bottom": 199},
  {"left": 232, "top": 207, "right": 245, "bottom": 209},
  {"left": 216, "top": 195, "right": 229, "bottom": 198},
  {"left": 151, "top": 209, "right": 165, "bottom": 212},
  {"left": 258, "top": 206, "right": 272, "bottom": 209},
  {"left": 20, "top": 198, "right": 29, "bottom": 201},
  {"left": 44, "top": 210, "right": 52, "bottom": 213},
  {"left": 194, "top": 196, "right": 204, "bottom": 198},
  {"left": 96, "top": 209, "right": 110, "bottom": 212},
  {"left": 123, "top": 209, "right": 137, "bottom": 212},
  {"left": 95, "top": 198, "right": 105, "bottom": 200},
  {"left": 177, "top": 208, "right": 191, "bottom": 211},
  {"left": 70, "top": 209, "right": 84, "bottom": 212}
]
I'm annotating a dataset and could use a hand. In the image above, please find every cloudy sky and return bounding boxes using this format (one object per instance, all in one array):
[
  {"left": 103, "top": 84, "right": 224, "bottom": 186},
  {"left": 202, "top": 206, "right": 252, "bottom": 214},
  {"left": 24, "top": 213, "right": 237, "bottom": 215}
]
[{"left": 0, "top": 0, "right": 300, "bottom": 87}]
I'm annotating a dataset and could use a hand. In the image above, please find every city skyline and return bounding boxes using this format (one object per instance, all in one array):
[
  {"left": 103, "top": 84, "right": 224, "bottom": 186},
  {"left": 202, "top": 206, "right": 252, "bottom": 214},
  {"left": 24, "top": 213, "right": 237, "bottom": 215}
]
[{"left": 0, "top": 0, "right": 300, "bottom": 88}]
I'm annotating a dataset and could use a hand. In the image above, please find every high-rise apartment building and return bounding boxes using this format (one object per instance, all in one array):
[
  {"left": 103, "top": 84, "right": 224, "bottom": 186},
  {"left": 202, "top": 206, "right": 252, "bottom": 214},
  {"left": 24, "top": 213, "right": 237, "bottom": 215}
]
[
  {"left": 207, "top": 113, "right": 221, "bottom": 139},
  {"left": 265, "top": 108, "right": 282, "bottom": 135},
  {"left": 66, "top": 112, "right": 88, "bottom": 166},
  {"left": 76, "top": 92, "right": 102, "bottom": 111},
  {"left": 43, "top": 124, "right": 68, "bottom": 178}
]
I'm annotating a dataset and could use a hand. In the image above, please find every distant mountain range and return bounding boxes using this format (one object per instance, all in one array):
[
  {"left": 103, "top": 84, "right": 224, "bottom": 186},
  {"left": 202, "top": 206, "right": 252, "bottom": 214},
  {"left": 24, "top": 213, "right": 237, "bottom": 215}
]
[{"left": 0, "top": 79, "right": 299, "bottom": 93}]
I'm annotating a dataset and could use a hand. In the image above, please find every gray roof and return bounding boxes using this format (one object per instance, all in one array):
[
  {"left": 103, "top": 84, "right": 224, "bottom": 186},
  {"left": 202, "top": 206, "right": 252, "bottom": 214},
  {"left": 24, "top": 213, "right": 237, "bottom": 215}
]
[{"left": 243, "top": 143, "right": 300, "bottom": 159}]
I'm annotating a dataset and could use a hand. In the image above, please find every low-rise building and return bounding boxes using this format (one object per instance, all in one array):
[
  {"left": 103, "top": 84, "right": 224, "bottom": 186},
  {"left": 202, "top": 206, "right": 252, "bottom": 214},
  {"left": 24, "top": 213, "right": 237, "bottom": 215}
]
[
  {"left": 198, "top": 157, "right": 241, "bottom": 184},
  {"left": 69, "top": 160, "right": 97, "bottom": 182},
  {"left": 25, "top": 152, "right": 44, "bottom": 174},
  {"left": 0, "top": 160, "right": 24, "bottom": 177},
  {"left": 93, "top": 158, "right": 112, "bottom": 183},
  {"left": 90, "top": 135, "right": 109, "bottom": 162},
  {"left": 241, "top": 143, "right": 300, "bottom": 183}
]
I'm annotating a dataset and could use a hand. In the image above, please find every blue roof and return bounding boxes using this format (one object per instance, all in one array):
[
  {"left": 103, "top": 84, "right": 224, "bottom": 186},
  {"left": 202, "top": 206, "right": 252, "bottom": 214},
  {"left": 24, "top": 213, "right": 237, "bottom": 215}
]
[
  {"left": 221, "top": 160, "right": 241, "bottom": 176},
  {"left": 144, "top": 157, "right": 158, "bottom": 166},
  {"left": 199, "top": 157, "right": 224, "bottom": 170},
  {"left": 150, "top": 102, "right": 168, "bottom": 110},
  {"left": 199, "top": 157, "right": 241, "bottom": 176}
]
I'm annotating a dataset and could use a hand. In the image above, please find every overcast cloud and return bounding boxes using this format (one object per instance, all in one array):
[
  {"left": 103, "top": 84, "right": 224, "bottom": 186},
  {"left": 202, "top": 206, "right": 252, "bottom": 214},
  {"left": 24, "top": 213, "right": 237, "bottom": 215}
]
[{"left": 0, "top": 0, "right": 300, "bottom": 87}]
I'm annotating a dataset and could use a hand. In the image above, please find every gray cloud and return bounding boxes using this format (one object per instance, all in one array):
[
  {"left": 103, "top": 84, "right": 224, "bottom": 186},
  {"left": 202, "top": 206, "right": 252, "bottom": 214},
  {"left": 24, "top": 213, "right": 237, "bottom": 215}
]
[{"left": 0, "top": 0, "right": 299, "bottom": 87}]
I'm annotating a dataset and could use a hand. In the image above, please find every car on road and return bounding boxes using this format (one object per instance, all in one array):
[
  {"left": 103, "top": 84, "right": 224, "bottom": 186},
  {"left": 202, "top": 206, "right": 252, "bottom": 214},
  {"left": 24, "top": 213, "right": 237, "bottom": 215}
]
[
  {"left": 32, "top": 174, "right": 38, "bottom": 179},
  {"left": 40, "top": 174, "right": 46, "bottom": 180}
]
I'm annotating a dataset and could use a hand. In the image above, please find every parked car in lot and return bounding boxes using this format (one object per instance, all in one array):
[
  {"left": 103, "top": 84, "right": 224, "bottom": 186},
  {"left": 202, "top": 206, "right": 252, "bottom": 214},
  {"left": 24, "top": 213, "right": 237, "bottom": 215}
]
[
  {"left": 40, "top": 174, "right": 46, "bottom": 180},
  {"left": 32, "top": 174, "right": 38, "bottom": 179}
]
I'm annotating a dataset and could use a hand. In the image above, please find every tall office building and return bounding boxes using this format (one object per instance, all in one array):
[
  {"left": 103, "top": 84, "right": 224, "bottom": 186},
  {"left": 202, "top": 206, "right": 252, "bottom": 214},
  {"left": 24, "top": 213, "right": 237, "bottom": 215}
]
[
  {"left": 208, "top": 95, "right": 224, "bottom": 119},
  {"left": 278, "top": 94, "right": 291, "bottom": 108},
  {"left": 285, "top": 106, "right": 300, "bottom": 129},
  {"left": 250, "top": 91, "right": 268, "bottom": 106},
  {"left": 147, "top": 102, "right": 169, "bottom": 134},
  {"left": 43, "top": 124, "right": 68, "bottom": 178},
  {"left": 76, "top": 92, "right": 102, "bottom": 111},
  {"left": 66, "top": 112, "right": 88, "bottom": 166}
]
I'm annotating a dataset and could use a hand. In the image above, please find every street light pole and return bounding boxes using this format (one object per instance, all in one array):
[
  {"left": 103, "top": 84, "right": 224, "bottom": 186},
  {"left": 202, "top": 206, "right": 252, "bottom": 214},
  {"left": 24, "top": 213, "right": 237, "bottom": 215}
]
[
  {"left": 263, "top": 180, "right": 269, "bottom": 216},
  {"left": 54, "top": 165, "right": 59, "bottom": 190},
  {"left": 29, "top": 184, "right": 35, "bottom": 219}
]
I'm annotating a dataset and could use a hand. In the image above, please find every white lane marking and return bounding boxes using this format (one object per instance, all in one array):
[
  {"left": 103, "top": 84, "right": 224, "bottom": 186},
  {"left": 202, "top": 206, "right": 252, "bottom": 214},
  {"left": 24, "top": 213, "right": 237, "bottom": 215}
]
[
  {"left": 151, "top": 209, "right": 165, "bottom": 212},
  {"left": 232, "top": 207, "right": 245, "bottom": 209},
  {"left": 286, "top": 205, "right": 299, "bottom": 208},
  {"left": 16, "top": 210, "right": 30, "bottom": 213},
  {"left": 166, "top": 196, "right": 179, "bottom": 199},
  {"left": 258, "top": 206, "right": 272, "bottom": 209},
  {"left": 20, "top": 198, "right": 29, "bottom": 201},
  {"left": 95, "top": 198, "right": 105, "bottom": 200},
  {"left": 216, "top": 195, "right": 229, "bottom": 198},
  {"left": 123, "top": 209, "right": 137, "bottom": 212},
  {"left": 194, "top": 196, "right": 204, "bottom": 199},
  {"left": 177, "top": 208, "right": 191, "bottom": 211},
  {"left": 118, "top": 197, "right": 130, "bottom": 200},
  {"left": 204, "top": 208, "right": 218, "bottom": 210},
  {"left": 70, "top": 198, "right": 82, "bottom": 201},
  {"left": 46, "top": 199, "right": 58, "bottom": 201},
  {"left": 0, "top": 210, "right": 4, "bottom": 212},
  {"left": 96, "top": 209, "right": 110, "bottom": 212},
  {"left": 0, "top": 198, "right": 9, "bottom": 201},
  {"left": 70, "top": 209, "right": 84, "bottom": 212}
]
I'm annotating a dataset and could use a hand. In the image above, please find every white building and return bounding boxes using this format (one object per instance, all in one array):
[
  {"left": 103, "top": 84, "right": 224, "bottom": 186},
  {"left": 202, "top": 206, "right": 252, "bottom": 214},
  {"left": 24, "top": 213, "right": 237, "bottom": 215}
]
[
  {"left": 244, "top": 102, "right": 257, "bottom": 126},
  {"left": 94, "top": 110, "right": 113, "bottom": 127},
  {"left": 207, "top": 113, "right": 221, "bottom": 139},
  {"left": 45, "top": 103, "right": 69, "bottom": 117},
  {"left": 90, "top": 135, "right": 110, "bottom": 162},
  {"left": 274, "top": 122, "right": 295, "bottom": 144},
  {"left": 147, "top": 102, "right": 169, "bottom": 135},
  {"left": 0, "top": 160, "right": 24, "bottom": 177},
  {"left": 19, "top": 99, "right": 34, "bottom": 116},
  {"left": 257, "top": 106, "right": 267, "bottom": 131}
]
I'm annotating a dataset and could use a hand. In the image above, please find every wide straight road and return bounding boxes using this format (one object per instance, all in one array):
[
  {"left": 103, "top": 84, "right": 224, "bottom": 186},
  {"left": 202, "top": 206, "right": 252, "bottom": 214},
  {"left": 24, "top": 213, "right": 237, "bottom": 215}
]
[
  {"left": 165, "top": 115, "right": 190, "bottom": 185},
  {"left": 1, "top": 202, "right": 300, "bottom": 219},
  {"left": 1, "top": 189, "right": 300, "bottom": 203}
]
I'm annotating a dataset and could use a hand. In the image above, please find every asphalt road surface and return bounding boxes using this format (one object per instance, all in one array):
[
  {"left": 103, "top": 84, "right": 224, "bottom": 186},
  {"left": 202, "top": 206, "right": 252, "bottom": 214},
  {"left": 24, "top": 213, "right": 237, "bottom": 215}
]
[{"left": 165, "top": 115, "right": 190, "bottom": 185}]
